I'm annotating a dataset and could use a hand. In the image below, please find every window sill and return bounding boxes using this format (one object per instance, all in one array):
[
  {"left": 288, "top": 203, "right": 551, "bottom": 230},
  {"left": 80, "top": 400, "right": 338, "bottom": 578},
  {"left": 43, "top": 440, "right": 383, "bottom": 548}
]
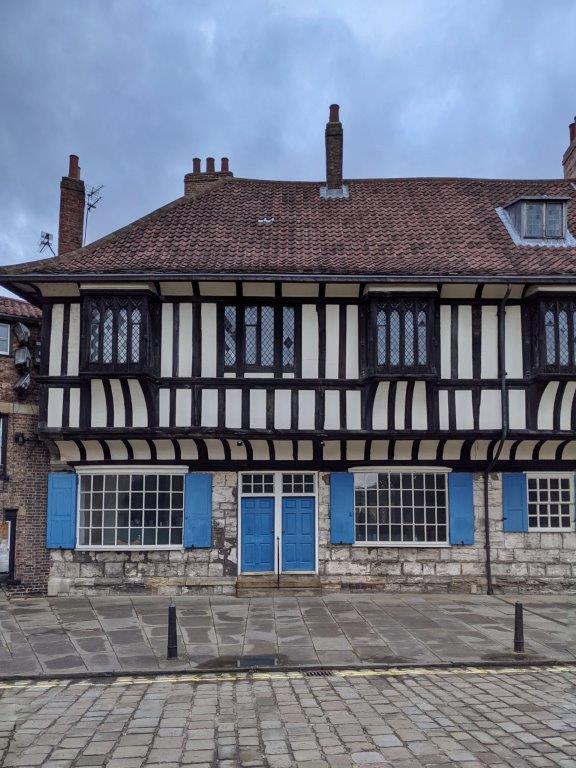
[
  {"left": 527, "top": 528, "right": 573, "bottom": 534},
  {"left": 352, "top": 542, "right": 451, "bottom": 548},
  {"left": 75, "top": 545, "right": 184, "bottom": 551}
]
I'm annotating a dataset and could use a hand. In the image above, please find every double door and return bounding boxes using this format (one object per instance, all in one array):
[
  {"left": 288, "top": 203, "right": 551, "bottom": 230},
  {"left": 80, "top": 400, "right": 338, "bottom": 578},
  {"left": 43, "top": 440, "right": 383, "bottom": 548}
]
[{"left": 241, "top": 495, "right": 315, "bottom": 573}]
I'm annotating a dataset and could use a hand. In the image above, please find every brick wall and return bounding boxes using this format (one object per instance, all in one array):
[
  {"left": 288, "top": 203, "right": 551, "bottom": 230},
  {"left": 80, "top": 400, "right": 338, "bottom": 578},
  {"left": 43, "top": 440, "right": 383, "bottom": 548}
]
[{"left": 0, "top": 321, "right": 51, "bottom": 592}]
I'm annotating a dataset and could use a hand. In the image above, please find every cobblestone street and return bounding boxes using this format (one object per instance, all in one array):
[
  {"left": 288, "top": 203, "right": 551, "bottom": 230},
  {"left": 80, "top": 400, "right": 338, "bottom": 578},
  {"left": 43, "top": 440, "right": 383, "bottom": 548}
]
[{"left": 1, "top": 665, "right": 575, "bottom": 767}]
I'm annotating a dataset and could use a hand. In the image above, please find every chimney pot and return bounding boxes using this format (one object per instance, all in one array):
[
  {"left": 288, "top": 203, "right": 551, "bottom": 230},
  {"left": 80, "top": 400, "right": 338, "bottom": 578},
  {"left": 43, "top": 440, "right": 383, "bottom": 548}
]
[
  {"left": 329, "top": 104, "right": 340, "bottom": 123},
  {"left": 206, "top": 157, "right": 215, "bottom": 174},
  {"left": 221, "top": 157, "right": 229, "bottom": 173},
  {"left": 68, "top": 154, "right": 80, "bottom": 179},
  {"left": 192, "top": 157, "right": 201, "bottom": 174}
]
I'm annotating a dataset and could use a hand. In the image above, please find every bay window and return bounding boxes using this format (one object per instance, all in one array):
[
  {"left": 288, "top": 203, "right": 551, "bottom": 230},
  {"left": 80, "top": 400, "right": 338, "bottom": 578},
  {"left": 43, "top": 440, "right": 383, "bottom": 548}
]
[
  {"left": 83, "top": 296, "right": 149, "bottom": 371},
  {"left": 370, "top": 298, "right": 435, "bottom": 374}
]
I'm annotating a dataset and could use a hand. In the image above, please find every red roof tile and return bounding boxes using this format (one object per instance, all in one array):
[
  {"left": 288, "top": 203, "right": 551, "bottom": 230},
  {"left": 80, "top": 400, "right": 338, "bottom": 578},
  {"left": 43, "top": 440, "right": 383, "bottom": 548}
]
[
  {"left": 0, "top": 297, "right": 41, "bottom": 319},
  {"left": 3, "top": 177, "right": 576, "bottom": 279}
]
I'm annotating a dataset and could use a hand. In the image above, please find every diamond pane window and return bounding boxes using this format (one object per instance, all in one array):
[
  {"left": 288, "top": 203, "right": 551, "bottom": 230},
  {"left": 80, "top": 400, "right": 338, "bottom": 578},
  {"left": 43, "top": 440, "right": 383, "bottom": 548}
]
[
  {"left": 89, "top": 308, "right": 100, "bottom": 363},
  {"left": 527, "top": 475, "right": 573, "bottom": 531},
  {"left": 260, "top": 306, "right": 274, "bottom": 366},
  {"left": 224, "top": 306, "right": 236, "bottom": 367},
  {"left": 525, "top": 203, "right": 544, "bottom": 238},
  {"left": 117, "top": 309, "right": 128, "bottom": 363},
  {"left": 545, "top": 203, "right": 564, "bottom": 238},
  {"left": 78, "top": 472, "right": 185, "bottom": 548},
  {"left": 130, "top": 308, "right": 141, "bottom": 363},
  {"left": 224, "top": 304, "right": 297, "bottom": 372},
  {"left": 282, "top": 307, "right": 295, "bottom": 369},
  {"left": 374, "top": 299, "right": 433, "bottom": 373},
  {"left": 85, "top": 297, "right": 147, "bottom": 369},
  {"left": 354, "top": 472, "right": 448, "bottom": 544},
  {"left": 540, "top": 299, "right": 576, "bottom": 372}
]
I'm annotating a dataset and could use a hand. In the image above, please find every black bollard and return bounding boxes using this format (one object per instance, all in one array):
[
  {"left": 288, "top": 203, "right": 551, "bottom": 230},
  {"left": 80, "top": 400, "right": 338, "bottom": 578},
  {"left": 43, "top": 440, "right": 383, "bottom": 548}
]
[
  {"left": 513, "top": 601, "right": 525, "bottom": 654},
  {"left": 167, "top": 604, "right": 178, "bottom": 659}
]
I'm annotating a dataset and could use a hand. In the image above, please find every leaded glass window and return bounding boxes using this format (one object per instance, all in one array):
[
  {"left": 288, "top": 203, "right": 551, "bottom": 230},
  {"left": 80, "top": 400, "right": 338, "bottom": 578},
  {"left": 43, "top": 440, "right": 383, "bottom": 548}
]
[
  {"left": 540, "top": 299, "right": 576, "bottom": 372},
  {"left": 524, "top": 201, "right": 565, "bottom": 239},
  {"left": 374, "top": 299, "right": 433, "bottom": 373},
  {"left": 223, "top": 304, "right": 297, "bottom": 372},
  {"left": 85, "top": 296, "right": 147, "bottom": 370}
]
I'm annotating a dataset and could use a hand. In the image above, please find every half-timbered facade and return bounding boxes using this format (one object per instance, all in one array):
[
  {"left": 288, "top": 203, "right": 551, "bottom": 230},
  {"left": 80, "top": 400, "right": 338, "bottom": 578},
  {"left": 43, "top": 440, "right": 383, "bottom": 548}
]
[{"left": 2, "top": 107, "right": 576, "bottom": 595}]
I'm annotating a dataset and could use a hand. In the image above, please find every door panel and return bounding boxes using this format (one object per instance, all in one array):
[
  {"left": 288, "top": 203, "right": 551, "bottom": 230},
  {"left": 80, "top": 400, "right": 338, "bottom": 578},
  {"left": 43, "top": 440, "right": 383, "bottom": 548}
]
[
  {"left": 241, "top": 497, "right": 275, "bottom": 572},
  {"left": 281, "top": 497, "right": 315, "bottom": 572}
]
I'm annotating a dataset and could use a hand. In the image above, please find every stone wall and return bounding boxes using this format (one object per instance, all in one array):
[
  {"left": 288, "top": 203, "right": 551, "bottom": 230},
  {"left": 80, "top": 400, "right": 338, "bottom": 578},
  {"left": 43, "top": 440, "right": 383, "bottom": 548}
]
[
  {"left": 48, "top": 471, "right": 238, "bottom": 596},
  {"left": 318, "top": 472, "right": 576, "bottom": 594},
  {"left": 48, "top": 469, "right": 576, "bottom": 596}
]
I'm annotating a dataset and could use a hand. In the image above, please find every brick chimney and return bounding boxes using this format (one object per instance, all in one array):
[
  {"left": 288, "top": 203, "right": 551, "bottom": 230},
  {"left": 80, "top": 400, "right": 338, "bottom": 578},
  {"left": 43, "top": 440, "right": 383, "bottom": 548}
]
[
  {"left": 184, "top": 157, "right": 232, "bottom": 197},
  {"left": 58, "top": 155, "right": 85, "bottom": 254},
  {"left": 321, "top": 104, "right": 348, "bottom": 198},
  {"left": 563, "top": 116, "right": 576, "bottom": 179}
]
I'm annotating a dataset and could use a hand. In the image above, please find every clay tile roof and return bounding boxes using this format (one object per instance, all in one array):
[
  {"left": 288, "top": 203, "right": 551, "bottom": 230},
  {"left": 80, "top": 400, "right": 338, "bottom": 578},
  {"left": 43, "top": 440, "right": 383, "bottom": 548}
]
[
  {"left": 2, "top": 176, "right": 576, "bottom": 279},
  {"left": 0, "top": 296, "right": 41, "bottom": 320}
]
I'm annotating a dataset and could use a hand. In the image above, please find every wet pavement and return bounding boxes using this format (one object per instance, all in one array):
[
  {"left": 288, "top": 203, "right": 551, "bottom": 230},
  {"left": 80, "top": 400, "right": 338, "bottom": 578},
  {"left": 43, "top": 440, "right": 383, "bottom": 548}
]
[
  {"left": 1, "top": 665, "right": 576, "bottom": 767},
  {"left": 0, "top": 592, "right": 574, "bottom": 678}
]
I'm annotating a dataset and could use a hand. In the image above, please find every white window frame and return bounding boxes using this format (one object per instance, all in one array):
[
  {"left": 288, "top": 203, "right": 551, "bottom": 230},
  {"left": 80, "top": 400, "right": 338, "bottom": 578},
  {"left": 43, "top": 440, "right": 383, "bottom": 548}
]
[
  {"left": 0, "top": 323, "right": 10, "bottom": 356},
  {"left": 238, "top": 471, "right": 318, "bottom": 574},
  {"left": 350, "top": 467, "right": 451, "bottom": 548},
  {"left": 75, "top": 465, "right": 188, "bottom": 551},
  {"left": 525, "top": 472, "right": 574, "bottom": 532}
]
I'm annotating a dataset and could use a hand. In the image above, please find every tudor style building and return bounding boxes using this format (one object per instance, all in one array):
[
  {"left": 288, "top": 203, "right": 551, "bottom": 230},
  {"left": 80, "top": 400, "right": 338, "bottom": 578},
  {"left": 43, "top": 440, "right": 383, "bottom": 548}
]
[{"left": 1, "top": 107, "right": 576, "bottom": 596}]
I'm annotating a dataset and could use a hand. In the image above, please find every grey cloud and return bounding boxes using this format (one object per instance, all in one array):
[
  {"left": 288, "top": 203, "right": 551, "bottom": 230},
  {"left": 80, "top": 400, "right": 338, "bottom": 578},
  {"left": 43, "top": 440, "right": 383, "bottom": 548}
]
[{"left": 0, "top": 0, "right": 575, "bottom": 284}]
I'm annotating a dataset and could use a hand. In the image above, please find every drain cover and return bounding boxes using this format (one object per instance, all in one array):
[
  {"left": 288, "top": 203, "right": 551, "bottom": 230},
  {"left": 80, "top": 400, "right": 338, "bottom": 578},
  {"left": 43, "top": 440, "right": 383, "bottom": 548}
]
[
  {"left": 237, "top": 655, "right": 278, "bottom": 668},
  {"left": 304, "top": 669, "right": 334, "bottom": 678}
]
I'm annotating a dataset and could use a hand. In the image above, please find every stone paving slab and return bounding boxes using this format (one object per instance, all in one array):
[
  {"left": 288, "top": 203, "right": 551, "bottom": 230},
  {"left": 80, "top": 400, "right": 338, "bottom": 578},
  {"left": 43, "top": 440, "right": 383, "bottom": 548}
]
[{"left": 0, "top": 592, "right": 574, "bottom": 677}]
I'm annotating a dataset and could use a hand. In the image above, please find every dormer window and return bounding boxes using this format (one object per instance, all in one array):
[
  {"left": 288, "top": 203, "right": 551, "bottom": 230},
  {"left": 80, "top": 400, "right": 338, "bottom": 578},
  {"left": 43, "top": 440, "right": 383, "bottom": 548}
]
[{"left": 499, "top": 197, "right": 573, "bottom": 245}]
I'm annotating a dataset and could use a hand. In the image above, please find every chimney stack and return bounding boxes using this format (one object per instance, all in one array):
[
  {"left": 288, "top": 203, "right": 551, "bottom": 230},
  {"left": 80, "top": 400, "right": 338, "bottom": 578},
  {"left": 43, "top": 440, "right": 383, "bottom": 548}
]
[
  {"left": 563, "top": 116, "right": 576, "bottom": 179},
  {"left": 58, "top": 154, "right": 85, "bottom": 254},
  {"left": 325, "top": 103, "right": 343, "bottom": 191},
  {"left": 184, "top": 156, "right": 233, "bottom": 196}
]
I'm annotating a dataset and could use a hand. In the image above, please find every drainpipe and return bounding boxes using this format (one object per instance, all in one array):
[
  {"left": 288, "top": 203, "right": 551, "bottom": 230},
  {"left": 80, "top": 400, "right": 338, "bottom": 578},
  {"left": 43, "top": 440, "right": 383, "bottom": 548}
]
[{"left": 483, "top": 284, "right": 511, "bottom": 595}]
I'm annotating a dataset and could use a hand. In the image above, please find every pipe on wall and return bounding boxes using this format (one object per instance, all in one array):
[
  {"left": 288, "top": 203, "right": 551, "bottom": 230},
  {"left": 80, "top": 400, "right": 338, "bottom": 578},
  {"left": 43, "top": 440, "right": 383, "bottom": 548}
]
[{"left": 483, "top": 284, "right": 511, "bottom": 595}]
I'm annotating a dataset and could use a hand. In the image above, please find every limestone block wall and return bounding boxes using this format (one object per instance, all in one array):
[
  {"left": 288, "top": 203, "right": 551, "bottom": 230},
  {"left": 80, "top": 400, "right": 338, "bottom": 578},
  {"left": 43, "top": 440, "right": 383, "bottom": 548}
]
[
  {"left": 48, "top": 471, "right": 238, "bottom": 596},
  {"left": 48, "top": 470, "right": 576, "bottom": 596},
  {"left": 318, "top": 472, "right": 576, "bottom": 594}
]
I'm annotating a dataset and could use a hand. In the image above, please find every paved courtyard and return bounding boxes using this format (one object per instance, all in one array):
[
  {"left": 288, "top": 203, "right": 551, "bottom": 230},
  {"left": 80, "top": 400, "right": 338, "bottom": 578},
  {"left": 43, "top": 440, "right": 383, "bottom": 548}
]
[
  {"left": 1, "top": 665, "right": 576, "bottom": 767},
  {"left": 0, "top": 593, "right": 574, "bottom": 677}
]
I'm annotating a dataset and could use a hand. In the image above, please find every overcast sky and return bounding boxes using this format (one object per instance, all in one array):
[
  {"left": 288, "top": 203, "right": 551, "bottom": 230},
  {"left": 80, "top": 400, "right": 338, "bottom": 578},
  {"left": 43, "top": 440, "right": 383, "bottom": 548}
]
[{"left": 1, "top": 0, "right": 575, "bottom": 286}]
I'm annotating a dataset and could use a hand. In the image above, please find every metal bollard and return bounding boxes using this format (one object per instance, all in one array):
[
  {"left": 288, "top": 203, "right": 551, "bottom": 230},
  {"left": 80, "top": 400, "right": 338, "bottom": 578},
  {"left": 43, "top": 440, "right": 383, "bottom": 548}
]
[
  {"left": 167, "top": 604, "right": 178, "bottom": 659},
  {"left": 513, "top": 601, "right": 525, "bottom": 654}
]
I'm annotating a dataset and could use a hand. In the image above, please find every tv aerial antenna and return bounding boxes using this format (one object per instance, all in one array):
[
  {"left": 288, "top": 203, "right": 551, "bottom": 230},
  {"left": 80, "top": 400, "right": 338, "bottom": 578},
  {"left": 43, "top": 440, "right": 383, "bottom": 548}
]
[
  {"left": 83, "top": 184, "right": 103, "bottom": 245},
  {"left": 38, "top": 231, "right": 55, "bottom": 255}
]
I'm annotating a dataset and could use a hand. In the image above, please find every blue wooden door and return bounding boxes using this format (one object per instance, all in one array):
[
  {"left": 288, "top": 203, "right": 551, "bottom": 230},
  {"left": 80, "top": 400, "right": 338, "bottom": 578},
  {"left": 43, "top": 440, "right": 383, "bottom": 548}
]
[
  {"left": 241, "top": 497, "right": 275, "bottom": 572},
  {"left": 282, "top": 497, "right": 315, "bottom": 572}
]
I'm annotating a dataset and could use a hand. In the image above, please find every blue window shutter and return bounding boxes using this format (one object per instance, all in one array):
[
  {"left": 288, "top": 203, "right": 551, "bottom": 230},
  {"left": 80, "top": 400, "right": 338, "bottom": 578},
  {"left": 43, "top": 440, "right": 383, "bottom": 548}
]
[
  {"left": 46, "top": 472, "right": 77, "bottom": 549},
  {"left": 448, "top": 472, "right": 474, "bottom": 545},
  {"left": 330, "top": 473, "right": 355, "bottom": 544},
  {"left": 502, "top": 473, "right": 528, "bottom": 532},
  {"left": 183, "top": 473, "right": 212, "bottom": 548}
]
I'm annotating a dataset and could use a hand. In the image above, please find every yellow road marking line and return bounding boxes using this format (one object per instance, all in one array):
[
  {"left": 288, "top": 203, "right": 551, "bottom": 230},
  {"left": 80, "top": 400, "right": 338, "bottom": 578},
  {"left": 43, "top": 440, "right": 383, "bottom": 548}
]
[{"left": 0, "top": 664, "right": 574, "bottom": 692}]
